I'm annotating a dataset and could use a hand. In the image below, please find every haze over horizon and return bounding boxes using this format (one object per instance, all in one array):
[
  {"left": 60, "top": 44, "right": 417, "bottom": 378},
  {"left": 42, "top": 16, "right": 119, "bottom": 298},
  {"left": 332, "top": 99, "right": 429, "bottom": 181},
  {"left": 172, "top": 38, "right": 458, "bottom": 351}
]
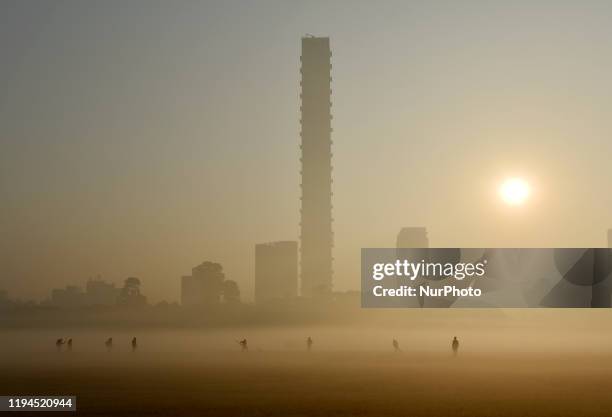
[{"left": 3, "top": 0, "right": 612, "bottom": 303}]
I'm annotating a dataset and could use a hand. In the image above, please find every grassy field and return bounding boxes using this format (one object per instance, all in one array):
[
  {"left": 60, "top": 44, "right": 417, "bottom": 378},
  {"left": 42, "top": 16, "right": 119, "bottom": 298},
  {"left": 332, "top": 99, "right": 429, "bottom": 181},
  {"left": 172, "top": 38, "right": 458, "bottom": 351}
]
[
  {"left": 4, "top": 312, "right": 612, "bottom": 417},
  {"left": 4, "top": 350, "right": 612, "bottom": 417}
]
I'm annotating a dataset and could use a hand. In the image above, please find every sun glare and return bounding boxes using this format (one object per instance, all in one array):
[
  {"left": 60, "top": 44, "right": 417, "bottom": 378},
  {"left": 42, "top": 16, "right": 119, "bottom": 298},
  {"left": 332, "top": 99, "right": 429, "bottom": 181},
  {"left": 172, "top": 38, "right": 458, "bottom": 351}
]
[{"left": 499, "top": 178, "right": 530, "bottom": 206}]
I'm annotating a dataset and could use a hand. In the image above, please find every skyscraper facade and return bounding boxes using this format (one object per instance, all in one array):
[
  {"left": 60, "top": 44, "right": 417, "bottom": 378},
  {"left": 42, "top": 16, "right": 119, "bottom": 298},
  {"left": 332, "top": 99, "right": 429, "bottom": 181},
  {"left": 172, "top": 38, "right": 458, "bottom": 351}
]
[{"left": 300, "top": 36, "right": 333, "bottom": 297}]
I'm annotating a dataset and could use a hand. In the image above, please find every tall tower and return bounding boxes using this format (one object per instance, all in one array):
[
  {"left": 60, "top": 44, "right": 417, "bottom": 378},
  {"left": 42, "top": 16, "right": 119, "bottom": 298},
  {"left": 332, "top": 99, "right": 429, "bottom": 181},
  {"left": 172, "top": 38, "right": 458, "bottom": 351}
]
[{"left": 300, "top": 36, "right": 333, "bottom": 297}]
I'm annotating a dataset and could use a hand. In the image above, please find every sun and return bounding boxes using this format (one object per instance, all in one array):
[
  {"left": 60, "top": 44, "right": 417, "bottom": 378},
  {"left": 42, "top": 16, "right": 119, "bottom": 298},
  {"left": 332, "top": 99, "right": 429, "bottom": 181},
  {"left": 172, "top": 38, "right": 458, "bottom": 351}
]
[{"left": 499, "top": 178, "right": 530, "bottom": 206}]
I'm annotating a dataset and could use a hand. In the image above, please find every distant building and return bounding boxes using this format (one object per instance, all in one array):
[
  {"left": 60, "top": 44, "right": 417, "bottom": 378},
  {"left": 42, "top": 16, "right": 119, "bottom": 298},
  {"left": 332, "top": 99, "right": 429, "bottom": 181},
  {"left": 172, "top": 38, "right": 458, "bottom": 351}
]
[
  {"left": 47, "top": 278, "right": 120, "bottom": 308},
  {"left": 86, "top": 278, "right": 120, "bottom": 306},
  {"left": 181, "top": 261, "right": 239, "bottom": 307},
  {"left": 51, "top": 285, "right": 85, "bottom": 308},
  {"left": 300, "top": 36, "right": 334, "bottom": 297},
  {"left": 396, "top": 227, "right": 429, "bottom": 248},
  {"left": 255, "top": 241, "right": 298, "bottom": 304}
]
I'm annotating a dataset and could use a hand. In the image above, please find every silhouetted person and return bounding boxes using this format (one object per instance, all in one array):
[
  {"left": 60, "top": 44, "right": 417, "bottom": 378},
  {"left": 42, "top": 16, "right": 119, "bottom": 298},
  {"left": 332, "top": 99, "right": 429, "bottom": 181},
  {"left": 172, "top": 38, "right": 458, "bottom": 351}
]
[
  {"left": 238, "top": 339, "right": 248, "bottom": 352},
  {"left": 131, "top": 337, "right": 137, "bottom": 352},
  {"left": 392, "top": 339, "right": 401, "bottom": 352},
  {"left": 105, "top": 337, "right": 113, "bottom": 352},
  {"left": 55, "top": 338, "right": 65, "bottom": 351},
  {"left": 452, "top": 336, "right": 459, "bottom": 356},
  {"left": 306, "top": 336, "right": 313, "bottom": 352},
  {"left": 67, "top": 338, "right": 73, "bottom": 351}
]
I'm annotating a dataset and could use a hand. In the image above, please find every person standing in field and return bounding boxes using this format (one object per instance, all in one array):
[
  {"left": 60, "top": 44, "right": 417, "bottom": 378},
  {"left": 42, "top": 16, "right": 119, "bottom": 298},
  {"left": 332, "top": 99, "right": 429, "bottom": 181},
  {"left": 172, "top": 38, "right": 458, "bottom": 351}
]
[
  {"left": 105, "top": 337, "right": 113, "bottom": 352},
  {"left": 452, "top": 336, "right": 459, "bottom": 356},
  {"left": 238, "top": 339, "right": 248, "bottom": 352},
  {"left": 55, "top": 338, "right": 65, "bottom": 351},
  {"left": 306, "top": 336, "right": 313, "bottom": 352},
  {"left": 131, "top": 337, "right": 137, "bottom": 352},
  {"left": 392, "top": 339, "right": 401, "bottom": 352}
]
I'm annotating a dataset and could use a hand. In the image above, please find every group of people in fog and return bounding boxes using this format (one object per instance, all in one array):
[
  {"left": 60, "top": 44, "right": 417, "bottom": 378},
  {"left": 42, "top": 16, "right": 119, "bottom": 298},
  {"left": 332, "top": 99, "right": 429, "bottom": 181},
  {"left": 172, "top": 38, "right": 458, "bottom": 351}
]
[
  {"left": 56, "top": 335, "right": 460, "bottom": 354},
  {"left": 55, "top": 338, "right": 72, "bottom": 351},
  {"left": 393, "top": 336, "right": 460, "bottom": 355},
  {"left": 236, "top": 336, "right": 459, "bottom": 354},
  {"left": 55, "top": 337, "right": 137, "bottom": 352},
  {"left": 237, "top": 336, "right": 314, "bottom": 352},
  {"left": 104, "top": 337, "right": 137, "bottom": 352}
]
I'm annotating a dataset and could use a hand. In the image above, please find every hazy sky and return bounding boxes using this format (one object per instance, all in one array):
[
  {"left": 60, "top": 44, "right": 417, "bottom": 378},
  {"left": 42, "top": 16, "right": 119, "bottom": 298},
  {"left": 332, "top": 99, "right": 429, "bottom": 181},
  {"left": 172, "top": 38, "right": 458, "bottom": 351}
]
[{"left": 3, "top": 0, "right": 612, "bottom": 302}]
